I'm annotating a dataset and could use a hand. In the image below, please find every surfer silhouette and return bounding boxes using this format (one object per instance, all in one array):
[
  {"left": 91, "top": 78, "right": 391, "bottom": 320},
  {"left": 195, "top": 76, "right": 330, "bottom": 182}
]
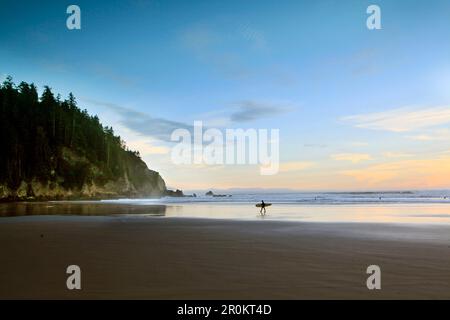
[
  {"left": 260, "top": 200, "right": 266, "bottom": 215},
  {"left": 255, "top": 200, "right": 271, "bottom": 215}
]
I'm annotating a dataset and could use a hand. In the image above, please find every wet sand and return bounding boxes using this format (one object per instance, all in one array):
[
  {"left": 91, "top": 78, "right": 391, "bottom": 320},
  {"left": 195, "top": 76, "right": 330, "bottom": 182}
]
[
  {"left": 0, "top": 201, "right": 166, "bottom": 217},
  {"left": 1, "top": 216, "right": 450, "bottom": 299}
]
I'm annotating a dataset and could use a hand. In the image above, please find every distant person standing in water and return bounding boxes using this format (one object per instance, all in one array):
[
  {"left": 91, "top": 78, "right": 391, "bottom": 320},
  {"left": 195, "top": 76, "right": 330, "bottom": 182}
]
[{"left": 260, "top": 200, "right": 267, "bottom": 215}]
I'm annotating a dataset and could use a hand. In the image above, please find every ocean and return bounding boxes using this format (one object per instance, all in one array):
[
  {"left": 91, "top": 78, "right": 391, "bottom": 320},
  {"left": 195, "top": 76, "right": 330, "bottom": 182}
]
[
  {"left": 94, "top": 190, "right": 450, "bottom": 224},
  {"left": 1, "top": 190, "right": 450, "bottom": 224},
  {"left": 101, "top": 190, "right": 450, "bottom": 205}
]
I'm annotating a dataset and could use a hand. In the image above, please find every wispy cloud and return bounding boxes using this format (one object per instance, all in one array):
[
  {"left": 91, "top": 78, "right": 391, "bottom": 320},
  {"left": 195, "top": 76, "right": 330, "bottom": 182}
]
[
  {"left": 342, "top": 106, "right": 450, "bottom": 132},
  {"left": 118, "top": 125, "right": 171, "bottom": 155},
  {"left": 230, "top": 100, "right": 290, "bottom": 122},
  {"left": 123, "top": 138, "right": 170, "bottom": 155},
  {"left": 80, "top": 98, "right": 193, "bottom": 142},
  {"left": 407, "top": 128, "right": 450, "bottom": 141},
  {"left": 382, "top": 152, "right": 413, "bottom": 158},
  {"left": 304, "top": 143, "right": 327, "bottom": 148},
  {"left": 194, "top": 100, "right": 292, "bottom": 126},
  {"left": 331, "top": 153, "right": 372, "bottom": 163},
  {"left": 341, "top": 156, "right": 450, "bottom": 188},
  {"left": 82, "top": 97, "right": 289, "bottom": 144},
  {"left": 279, "top": 161, "right": 315, "bottom": 172}
]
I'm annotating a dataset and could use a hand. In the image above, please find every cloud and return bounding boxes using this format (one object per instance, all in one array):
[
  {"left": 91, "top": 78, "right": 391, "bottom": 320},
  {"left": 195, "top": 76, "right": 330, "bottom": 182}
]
[
  {"left": 193, "top": 100, "right": 292, "bottom": 126},
  {"left": 279, "top": 161, "right": 315, "bottom": 172},
  {"left": 304, "top": 143, "right": 327, "bottom": 148},
  {"left": 332, "top": 153, "right": 372, "bottom": 163},
  {"left": 81, "top": 97, "right": 289, "bottom": 145},
  {"left": 125, "top": 139, "right": 170, "bottom": 155},
  {"left": 342, "top": 106, "right": 450, "bottom": 132},
  {"left": 230, "top": 100, "right": 290, "bottom": 122},
  {"left": 382, "top": 152, "right": 413, "bottom": 158},
  {"left": 80, "top": 97, "right": 193, "bottom": 142},
  {"left": 407, "top": 128, "right": 450, "bottom": 141},
  {"left": 340, "top": 156, "right": 450, "bottom": 188}
]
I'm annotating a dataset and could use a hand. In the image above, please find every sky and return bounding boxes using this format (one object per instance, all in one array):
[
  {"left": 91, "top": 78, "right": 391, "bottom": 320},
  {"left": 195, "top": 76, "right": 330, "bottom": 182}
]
[{"left": 2, "top": 0, "right": 450, "bottom": 191}]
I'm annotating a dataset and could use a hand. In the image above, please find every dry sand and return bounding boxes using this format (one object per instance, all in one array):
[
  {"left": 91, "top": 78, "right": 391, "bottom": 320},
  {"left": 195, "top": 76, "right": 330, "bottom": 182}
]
[{"left": 1, "top": 216, "right": 450, "bottom": 299}]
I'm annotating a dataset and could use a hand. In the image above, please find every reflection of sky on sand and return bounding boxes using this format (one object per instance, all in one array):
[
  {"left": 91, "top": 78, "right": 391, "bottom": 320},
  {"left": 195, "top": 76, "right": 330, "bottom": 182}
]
[
  {"left": 163, "top": 203, "right": 450, "bottom": 224},
  {"left": 0, "top": 202, "right": 166, "bottom": 217},
  {"left": 1, "top": 202, "right": 450, "bottom": 225}
]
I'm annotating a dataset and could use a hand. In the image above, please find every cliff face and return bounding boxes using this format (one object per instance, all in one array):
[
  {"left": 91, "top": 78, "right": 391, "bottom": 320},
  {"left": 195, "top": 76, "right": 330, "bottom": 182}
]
[
  {"left": 0, "top": 77, "right": 167, "bottom": 201},
  {"left": 0, "top": 147, "right": 166, "bottom": 201}
]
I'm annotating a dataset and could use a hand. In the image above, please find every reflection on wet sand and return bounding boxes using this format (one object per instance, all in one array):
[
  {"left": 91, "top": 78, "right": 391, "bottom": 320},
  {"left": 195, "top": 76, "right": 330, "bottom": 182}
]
[
  {"left": 164, "top": 203, "right": 450, "bottom": 224},
  {"left": 0, "top": 202, "right": 166, "bottom": 217},
  {"left": 2, "top": 201, "right": 450, "bottom": 224}
]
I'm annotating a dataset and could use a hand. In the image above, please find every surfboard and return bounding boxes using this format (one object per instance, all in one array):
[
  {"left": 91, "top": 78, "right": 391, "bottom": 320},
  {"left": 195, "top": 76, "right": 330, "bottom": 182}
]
[{"left": 255, "top": 203, "right": 272, "bottom": 208}]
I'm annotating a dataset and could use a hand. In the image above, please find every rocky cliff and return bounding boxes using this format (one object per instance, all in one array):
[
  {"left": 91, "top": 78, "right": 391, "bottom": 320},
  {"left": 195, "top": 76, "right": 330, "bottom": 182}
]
[
  {"left": 0, "top": 77, "right": 168, "bottom": 201},
  {"left": 0, "top": 147, "right": 167, "bottom": 201}
]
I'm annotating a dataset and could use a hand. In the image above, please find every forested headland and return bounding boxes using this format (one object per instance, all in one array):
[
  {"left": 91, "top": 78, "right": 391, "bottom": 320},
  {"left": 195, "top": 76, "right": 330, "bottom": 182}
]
[{"left": 0, "top": 76, "right": 167, "bottom": 200}]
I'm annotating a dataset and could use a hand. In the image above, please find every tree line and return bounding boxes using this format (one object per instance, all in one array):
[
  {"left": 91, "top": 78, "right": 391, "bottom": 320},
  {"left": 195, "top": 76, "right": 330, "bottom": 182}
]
[{"left": 0, "top": 76, "right": 144, "bottom": 191}]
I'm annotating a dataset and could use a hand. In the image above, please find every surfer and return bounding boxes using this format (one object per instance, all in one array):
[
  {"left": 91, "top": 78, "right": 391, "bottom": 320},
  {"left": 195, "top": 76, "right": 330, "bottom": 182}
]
[{"left": 260, "top": 200, "right": 266, "bottom": 215}]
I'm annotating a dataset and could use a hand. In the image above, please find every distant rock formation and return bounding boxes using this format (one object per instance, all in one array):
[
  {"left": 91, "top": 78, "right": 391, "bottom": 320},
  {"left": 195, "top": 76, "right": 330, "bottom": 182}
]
[
  {"left": 165, "top": 189, "right": 184, "bottom": 197},
  {"left": 205, "top": 190, "right": 231, "bottom": 197}
]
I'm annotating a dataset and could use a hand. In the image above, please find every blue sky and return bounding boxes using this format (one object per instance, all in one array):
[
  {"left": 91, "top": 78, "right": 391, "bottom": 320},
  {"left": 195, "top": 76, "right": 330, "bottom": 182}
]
[{"left": 2, "top": 0, "right": 450, "bottom": 190}]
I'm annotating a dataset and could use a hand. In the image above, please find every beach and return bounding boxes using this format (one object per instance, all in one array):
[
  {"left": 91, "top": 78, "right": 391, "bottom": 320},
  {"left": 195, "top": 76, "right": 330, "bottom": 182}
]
[{"left": 1, "top": 210, "right": 450, "bottom": 299}]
